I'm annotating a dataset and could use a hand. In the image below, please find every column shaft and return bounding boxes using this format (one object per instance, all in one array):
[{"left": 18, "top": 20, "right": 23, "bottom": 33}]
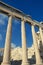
[
  {"left": 1, "top": 16, "right": 12, "bottom": 65},
  {"left": 39, "top": 27, "right": 43, "bottom": 45},
  {"left": 31, "top": 24, "right": 42, "bottom": 64},
  {"left": 21, "top": 20, "right": 30, "bottom": 65}
]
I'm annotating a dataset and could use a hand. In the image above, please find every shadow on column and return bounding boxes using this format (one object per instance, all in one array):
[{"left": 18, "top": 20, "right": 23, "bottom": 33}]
[{"left": 39, "top": 41, "right": 43, "bottom": 62}]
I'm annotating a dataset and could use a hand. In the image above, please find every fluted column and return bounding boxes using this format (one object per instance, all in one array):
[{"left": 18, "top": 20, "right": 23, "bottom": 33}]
[
  {"left": 21, "top": 19, "right": 30, "bottom": 65},
  {"left": 31, "top": 24, "right": 42, "bottom": 65},
  {"left": 1, "top": 15, "right": 12, "bottom": 65},
  {"left": 39, "top": 27, "right": 43, "bottom": 45}
]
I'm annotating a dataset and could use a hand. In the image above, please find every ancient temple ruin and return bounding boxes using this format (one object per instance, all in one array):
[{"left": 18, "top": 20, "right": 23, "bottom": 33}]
[{"left": 0, "top": 1, "right": 43, "bottom": 65}]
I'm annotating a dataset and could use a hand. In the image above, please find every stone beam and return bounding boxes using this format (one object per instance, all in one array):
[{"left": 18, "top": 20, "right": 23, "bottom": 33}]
[{"left": 0, "top": 1, "right": 43, "bottom": 28}]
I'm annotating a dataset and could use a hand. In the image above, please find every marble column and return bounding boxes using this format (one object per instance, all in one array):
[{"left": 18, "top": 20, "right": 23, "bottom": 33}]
[
  {"left": 31, "top": 24, "right": 42, "bottom": 65},
  {"left": 1, "top": 15, "right": 12, "bottom": 65},
  {"left": 21, "top": 19, "right": 30, "bottom": 65},
  {"left": 39, "top": 27, "right": 43, "bottom": 45}
]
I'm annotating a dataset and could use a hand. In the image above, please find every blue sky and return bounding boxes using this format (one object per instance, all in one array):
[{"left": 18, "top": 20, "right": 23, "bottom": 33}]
[{"left": 0, "top": 0, "right": 43, "bottom": 48}]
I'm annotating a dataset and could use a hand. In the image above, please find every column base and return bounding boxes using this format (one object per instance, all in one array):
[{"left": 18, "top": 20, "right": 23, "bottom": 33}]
[
  {"left": 21, "top": 61, "right": 30, "bottom": 65},
  {"left": 1, "top": 62, "right": 11, "bottom": 65}
]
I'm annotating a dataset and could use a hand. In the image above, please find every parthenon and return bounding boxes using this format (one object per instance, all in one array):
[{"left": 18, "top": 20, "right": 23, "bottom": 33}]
[{"left": 0, "top": 1, "right": 43, "bottom": 65}]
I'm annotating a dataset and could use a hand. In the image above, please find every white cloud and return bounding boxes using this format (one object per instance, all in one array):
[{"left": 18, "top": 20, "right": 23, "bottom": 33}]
[
  {"left": 0, "top": 14, "right": 20, "bottom": 25},
  {"left": 0, "top": 34, "right": 2, "bottom": 41},
  {"left": 0, "top": 19, "right": 5, "bottom": 25},
  {"left": 0, "top": 14, "right": 8, "bottom": 25},
  {"left": 11, "top": 43, "right": 16, "bottom": 48},
  {"left": 14, "top": 19, "right": 20, "bottom": 24}
]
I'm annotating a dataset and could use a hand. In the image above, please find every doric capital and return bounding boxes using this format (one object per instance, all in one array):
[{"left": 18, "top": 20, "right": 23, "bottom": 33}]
[
  {"left": 21, "top": 17, "right": 26, "bottom": 22},
  {"left": 8, "top": 14, "right": 12, "bottom": 17},
  {"left": 31, "top": 22, "right": 35, "bottom": 26}
]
